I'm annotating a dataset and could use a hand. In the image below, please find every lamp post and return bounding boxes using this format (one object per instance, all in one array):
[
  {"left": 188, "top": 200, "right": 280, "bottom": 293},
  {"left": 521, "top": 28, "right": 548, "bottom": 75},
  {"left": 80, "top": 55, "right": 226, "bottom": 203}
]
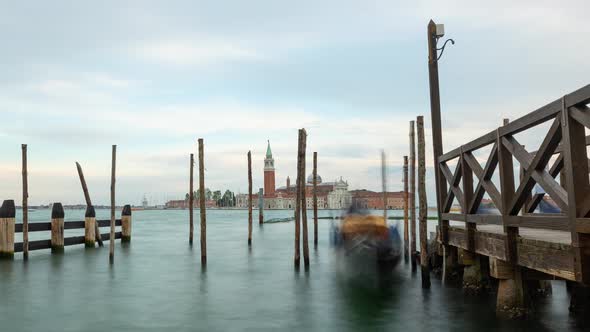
[{"left": 427, "top": 20, "right": 454, "bottom": 284}]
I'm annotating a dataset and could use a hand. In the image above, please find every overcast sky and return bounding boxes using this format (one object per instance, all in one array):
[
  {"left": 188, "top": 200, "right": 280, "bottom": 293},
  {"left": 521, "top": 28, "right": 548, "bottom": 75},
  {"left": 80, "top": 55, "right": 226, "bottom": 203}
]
[{"left": 0, "top": 1, "right": 588, "bottom": 205}]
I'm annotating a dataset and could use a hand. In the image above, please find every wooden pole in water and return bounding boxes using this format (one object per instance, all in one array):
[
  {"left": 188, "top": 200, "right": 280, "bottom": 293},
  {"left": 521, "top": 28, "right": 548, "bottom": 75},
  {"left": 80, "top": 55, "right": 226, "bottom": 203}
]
[
  {"left": 109, "top": 145, "right": 116, "bottom": 264},
  {"left": 121, "top": 205, "right": 132, "bottom": 242},
  {"left": 198, "top": 138, "right": 207, "bottom": 265},
  {"left": 300, "top": 129, "right": 309, "bottom": 269},
  {"left": 258, "top": 188, "right": 264, "bottom": 225},
  {"left": 294, "top": 130, "right": 302, "bottom": 268},
  {"left": 313, "top": 152, "right": 318, "bottom": 248},
  {"left": 84, "top": 206, "right": 96, "bottom": 247},
  {"left": 417, "top": 116, "right": 430, "bottom": 288},
  {"left": 0, "top": 200, "right": 16, "bottom": 259},
  {"left": 189, "top": 153, "right": 194, "bottom": 245},
  {"left": 403, "top": 155, "right": 409, "bottom": 263},
  {"left": 75, "top": 162, "right": 103, "bottom": 247},
  {"left": 248, "top": 151, "right": 253, "bottom": 246},
  {"left": 381, "top": 150, "right": 387, "bottom": 219},
  {"left": 409, "top": 121, "right": 416, "bottom": 270},
  {"left": 21, "top": 144, "right": 29, "bottom": 260},
  {"left": 50, "top": 203, "right": 64, "bottom": 253}
]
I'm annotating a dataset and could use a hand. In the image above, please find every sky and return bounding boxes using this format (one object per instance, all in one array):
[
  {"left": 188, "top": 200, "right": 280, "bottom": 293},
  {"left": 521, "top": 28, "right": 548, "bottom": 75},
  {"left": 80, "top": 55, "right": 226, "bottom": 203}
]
[{"left": 0, "top": 1, "right": 588, "bottom": 206}]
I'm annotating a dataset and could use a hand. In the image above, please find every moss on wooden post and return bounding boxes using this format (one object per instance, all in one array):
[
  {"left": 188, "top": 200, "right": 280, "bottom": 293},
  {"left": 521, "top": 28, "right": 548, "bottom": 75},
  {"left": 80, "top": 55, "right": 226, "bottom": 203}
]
[
  {"left": 0, "top": 200, "right": 15, "bottom": 259},
  {"left": 84, "top": 206, "right": 96, "bottom": 248},
  {"left": 121, "top": 205, "right": 132, "bottom": 242},
  {"left": 50, "top": 203, "right": 65, "bottom": 253}
]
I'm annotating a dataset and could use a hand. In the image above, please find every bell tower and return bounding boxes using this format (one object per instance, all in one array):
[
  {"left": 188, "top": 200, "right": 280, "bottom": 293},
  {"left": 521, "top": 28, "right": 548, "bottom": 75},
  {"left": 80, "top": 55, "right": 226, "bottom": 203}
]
[{"left": 264, "top": 140, "right": 276, "bottom": 197}]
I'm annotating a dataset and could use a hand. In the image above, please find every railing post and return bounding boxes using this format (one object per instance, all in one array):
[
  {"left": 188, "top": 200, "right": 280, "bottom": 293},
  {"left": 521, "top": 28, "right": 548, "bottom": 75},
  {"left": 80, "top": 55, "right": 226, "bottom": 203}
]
[
  {"left": 0, "top": 200, "right": 15, "bottom": 259},
  {"left": 560, "top": 98, "right": 590, "bottom": 284},
  {"left": 121, "top": 205, "right": 132, "bottom": 242},
  {"left": 50, "top": 203, "right": 65, "bottom": 253},
  {"left": 461, "top": 147, "right": 475, "bottom": 252}
]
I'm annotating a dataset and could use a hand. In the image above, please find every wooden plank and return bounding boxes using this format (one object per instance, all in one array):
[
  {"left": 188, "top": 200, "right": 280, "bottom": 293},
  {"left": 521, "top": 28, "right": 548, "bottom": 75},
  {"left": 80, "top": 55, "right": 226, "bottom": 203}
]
[
  {"left": 448, "top": 228, "right": 467, "bottom": 249},
  {"left": 576, "top": 218, "right": 590, "bottom": 233},
  {"left": 14, "top": 232, "right": 122, "bottom": 252},
  {"left": 466, "top": 214, "right": 503, "bottom": 225},
  {"left": 474, "top": 231, "right": 506, "bottom": 260},
  {"left": 517, "top": 238, "right": 575, "bottom": 281},
  {"left": 504, "top": 215, "right": 569, "bottom": 231},
  {"left": 441, "top": 213, "right": 465, "bottom": 221},
  {"left": 410, "top": 121, "right": 417, "bottom": 256},
  {"left": 464, "top": 146, "right": 502, "bottom": 213},
  {"left": 490, "top": 257, "right": 514, "bottom": 279},
  {"left": 15, "top": 219, "right": 121, "bottom": 232}
]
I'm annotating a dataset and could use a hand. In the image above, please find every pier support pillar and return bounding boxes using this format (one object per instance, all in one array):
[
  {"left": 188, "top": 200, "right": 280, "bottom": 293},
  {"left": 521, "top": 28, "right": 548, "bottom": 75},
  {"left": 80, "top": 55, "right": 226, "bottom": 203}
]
[
  {"left": 491, "top": 258, "right": 530, "bottom": 318},
  {"left": 569, "top": 282, "right": 590, "bottom": 315},
  {"left": 121, "top": 205, "right": 132, "bottom": 242},
  {"left": 84, "top": 206, "right": 96, "bottom": 248},
  {"left": 462, "top": 255, "right": 492, "bottom": 294},
  {"left": 442, "top": 246, "right": 461, "bottom": 284},
  {"left": 50, "top": 203, "right": 65, "bottom": 253},
  {"left": 0, "top": 200, "right": 15, "bottom": 259}
]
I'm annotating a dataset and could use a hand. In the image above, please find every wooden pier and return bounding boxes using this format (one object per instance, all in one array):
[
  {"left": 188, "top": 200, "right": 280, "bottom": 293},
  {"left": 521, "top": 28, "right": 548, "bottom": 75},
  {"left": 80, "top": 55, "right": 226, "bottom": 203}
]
[{"left": 432, "top": 84, "right": 590, "bottom": 314}]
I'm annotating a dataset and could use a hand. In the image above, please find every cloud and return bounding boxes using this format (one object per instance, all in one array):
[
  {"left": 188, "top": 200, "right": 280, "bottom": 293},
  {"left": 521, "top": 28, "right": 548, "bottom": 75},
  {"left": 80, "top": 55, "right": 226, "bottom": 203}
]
[{"left": 132, "top": 39, "right": 265, "bottom": 66}]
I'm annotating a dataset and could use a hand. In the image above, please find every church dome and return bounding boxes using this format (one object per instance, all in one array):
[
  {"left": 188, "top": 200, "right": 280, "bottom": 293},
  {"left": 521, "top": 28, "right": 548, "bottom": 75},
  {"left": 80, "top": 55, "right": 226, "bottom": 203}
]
[{"left": 307, "top": 174, "right": 322, "bottom": 184}]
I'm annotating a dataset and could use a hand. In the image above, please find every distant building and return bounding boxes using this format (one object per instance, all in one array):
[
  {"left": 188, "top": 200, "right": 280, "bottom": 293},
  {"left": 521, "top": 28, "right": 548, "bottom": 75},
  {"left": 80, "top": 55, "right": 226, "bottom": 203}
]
[{"left": 350, "top": 190, "right": 404, "bottom": 210}]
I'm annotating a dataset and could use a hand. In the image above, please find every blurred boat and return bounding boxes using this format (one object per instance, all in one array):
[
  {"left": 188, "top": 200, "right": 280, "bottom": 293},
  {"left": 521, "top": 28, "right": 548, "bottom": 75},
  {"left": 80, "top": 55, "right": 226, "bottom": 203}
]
[{"left": 331, "top": 210, "right": 402, "bottom": 273}]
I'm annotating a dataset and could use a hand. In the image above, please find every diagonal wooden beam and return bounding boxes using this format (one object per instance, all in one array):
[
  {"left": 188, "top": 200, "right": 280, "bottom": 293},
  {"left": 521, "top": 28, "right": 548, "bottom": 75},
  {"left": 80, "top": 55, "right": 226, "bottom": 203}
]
[
  {"left": 509, "top": 118, "right": 562, "bottom": 215},
  {"left": 527, "top": 153, "right": 563, "bottom": 212},
  {"left": 502, "top": 135, "right": 568, "bottom": 212},
  {"left": 570, "top": 106, "right": 590, "bottom": 129},
  {"left": 440, "top": 162, "right": 464, "bottom": 210},
  {"left": 464, "top": 144, "right": 502, "bottom": 213}
]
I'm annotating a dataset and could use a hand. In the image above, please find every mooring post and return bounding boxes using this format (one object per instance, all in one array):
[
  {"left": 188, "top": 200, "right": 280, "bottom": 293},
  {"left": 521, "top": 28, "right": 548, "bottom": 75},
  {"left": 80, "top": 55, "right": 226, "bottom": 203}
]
[
  {"left": 427, "top": 20, "right": 450, "bottom": 283},
  {"left": 294, "top": 130, "right": 302, "bottom": 268},
  {"left": 50, "top": 203, "right": 65, "bottom": 253},
  {"left": 109, "top": 145, "right": 116, "bottom": 264},
  {"left": 198, "top": 138, "right": 207, "bottom": 265},
  {"left": 0, "top": 200, "right": 16, "bottom": 259},
  {"left": 409, "top": 120, "right": 417, "bottom": 271},
  {"left": 84, "top": 205, "right": 96, "bottom": 248},
  {"left": 189, "top": 153, "right": 194, "bottom": 245},
  {"left": 300, "top": 129, "right": 310, "bottom": 269},
  {"left": 312, "top": 151, "right": 318, "bottom": 248},
  {"left": 403, "top": 156, "right": 409, "bottom": 263},
  {"left": 258, "top": 188, "right": 264, "bottom": 225},
  {"left": 381, "top": 150, "right": 387, "bottom": 220},
  {"left": 121, "top": 205, "right": 132, "bottom": 242},
  {"left": 247, "top": 151, "right": 253, "bottom": 246},
  {"left": 21, "top": 144, "right": 29, "bottom": 260},
  {"left": 417, "top": 116, "right": 431, "bottom": 288},
  {"left": 75, "top": 162, "right": 103, "bottom": 247}
]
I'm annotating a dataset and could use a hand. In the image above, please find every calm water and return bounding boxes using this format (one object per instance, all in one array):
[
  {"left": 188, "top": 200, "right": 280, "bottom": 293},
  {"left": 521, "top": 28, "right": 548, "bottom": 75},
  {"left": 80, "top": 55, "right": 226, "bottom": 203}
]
[{"left": 0, "top": 209, "right": 587, "bottom": 331}]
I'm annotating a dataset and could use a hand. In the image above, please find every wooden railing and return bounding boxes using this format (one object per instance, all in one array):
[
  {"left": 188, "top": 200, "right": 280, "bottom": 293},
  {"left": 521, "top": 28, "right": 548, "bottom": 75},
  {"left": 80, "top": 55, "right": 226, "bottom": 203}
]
[{"left": 437, "top": 84, "right": 590, "bottom": 283}]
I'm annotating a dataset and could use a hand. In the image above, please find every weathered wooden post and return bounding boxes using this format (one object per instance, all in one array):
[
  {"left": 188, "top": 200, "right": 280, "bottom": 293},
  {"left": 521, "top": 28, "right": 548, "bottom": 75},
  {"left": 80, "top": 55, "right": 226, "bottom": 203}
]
[
  {"left": 198, "top": 138, "right": 207, "bottom": 265},
  {"left": 313, "top": 152, "right": 318, "bottom": 248},
  {"left": 121, "top": 205, "right": 132, "bottom": 242},
  {"left": 84, "top": 205, "right": 96, "bottom": 248},
  {"left": 409, "top": 120, "right": 417, "bottom": 270},
  {"left": 189, "top": 153, "right": 194, "bottom": 245},
  {"left": 300, "top": 129, "right": 310, "bottom": 268},
  {"left": 247, "top": 151, "right": 253, "bottom": 246},
  {"left": 0, "top": 200, "right": 15, "bottom": 259},
  {"left": 403, "top": 155, "right": 409, "bottom": 263},
  {"left": 50, "top": 203, "right": 65, "bottom": 253},
  {"left": 294, "top": 130, "right": 302, "bottom": 268},
  {"left": 258, "top": 188, "right": 264, "bottom": 225},
  {"left": 109, "top": 145, "right": 116, "bottom": 264},
  {"left": 21, "top": 144, "right": 29, "bottom": 260},
  {"left": 381, "top": 150, "right": 387, "bottom": 219},
  {"left": 417, "top": 116, "right": 430, "bottom": 288},
  {"left": 75, "top": 162, "right": 103, "bottom": 247}
]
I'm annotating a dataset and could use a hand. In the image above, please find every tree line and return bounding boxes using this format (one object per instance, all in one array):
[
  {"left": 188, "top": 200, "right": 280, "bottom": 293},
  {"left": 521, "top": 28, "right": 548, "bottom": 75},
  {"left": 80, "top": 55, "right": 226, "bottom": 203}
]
[{"left": 185, "top": 189, "right": 237, "bottom": 207}]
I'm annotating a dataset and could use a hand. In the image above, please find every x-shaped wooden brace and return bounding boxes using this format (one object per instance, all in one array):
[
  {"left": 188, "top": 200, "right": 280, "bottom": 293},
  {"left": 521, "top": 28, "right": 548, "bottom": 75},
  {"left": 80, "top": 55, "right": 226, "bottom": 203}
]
[
  {"left": 440, "top": 161, "right": 463, "bottom": 213},
  {"left": 502, "top": 117, "right": 568, "bottom": 214},
  {"left": 463, "top": 144, "right": 502, "bottom": 214}
]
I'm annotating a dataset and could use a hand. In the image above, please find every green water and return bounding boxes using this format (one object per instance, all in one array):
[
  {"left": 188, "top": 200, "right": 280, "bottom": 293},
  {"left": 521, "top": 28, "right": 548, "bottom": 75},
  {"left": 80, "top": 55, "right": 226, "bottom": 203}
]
[{"left": 0, "top": 209, "right": 587, "bottom": 331}]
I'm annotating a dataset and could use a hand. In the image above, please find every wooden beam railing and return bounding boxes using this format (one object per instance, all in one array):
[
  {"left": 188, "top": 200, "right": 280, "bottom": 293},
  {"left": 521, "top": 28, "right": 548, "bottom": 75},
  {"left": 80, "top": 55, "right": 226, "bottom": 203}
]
[{"left": 437, "top": 84, "right": 590, "bottom": 283}]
